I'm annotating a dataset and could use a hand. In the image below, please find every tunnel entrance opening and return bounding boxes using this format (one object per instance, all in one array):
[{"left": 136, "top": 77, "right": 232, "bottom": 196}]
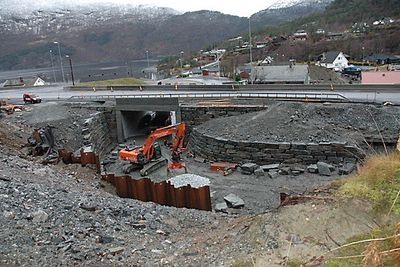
[
  {"left": 120, "top": 111, "right": 173, "bottom": 141},
  {"left": 116, "top": 98, "right": 181, "bottom": 143}
]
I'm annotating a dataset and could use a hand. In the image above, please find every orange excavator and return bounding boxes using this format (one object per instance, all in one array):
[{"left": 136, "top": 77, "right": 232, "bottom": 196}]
[{"left": 119, "top": 122, "right": 187, "bottom": 176}]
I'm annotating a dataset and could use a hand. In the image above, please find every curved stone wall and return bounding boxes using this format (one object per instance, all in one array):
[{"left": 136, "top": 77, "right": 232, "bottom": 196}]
[{"left": 190, "top": 129, "right": 364, "bottom": 165}]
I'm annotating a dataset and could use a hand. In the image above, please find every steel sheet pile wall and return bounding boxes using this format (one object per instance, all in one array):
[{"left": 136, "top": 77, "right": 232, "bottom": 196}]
[
  {"left": 102, "top": 173, "right": 212, "bottom": 211},
  {"left": 58, "top": 148, "right": 100, "bottom": 166},
  {"left": 59, "top": 149, "right": 211, "bottom": 211}
]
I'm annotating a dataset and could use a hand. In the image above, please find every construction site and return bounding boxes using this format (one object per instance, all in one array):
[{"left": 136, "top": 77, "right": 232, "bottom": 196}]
[{"left": 1, "top": 92, "right": 400, "bottom": 266}]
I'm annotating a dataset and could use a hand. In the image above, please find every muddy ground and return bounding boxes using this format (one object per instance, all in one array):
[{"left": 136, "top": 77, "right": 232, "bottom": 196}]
[{"left": 1, "top": 100, "right": 399, "bottom": 266}]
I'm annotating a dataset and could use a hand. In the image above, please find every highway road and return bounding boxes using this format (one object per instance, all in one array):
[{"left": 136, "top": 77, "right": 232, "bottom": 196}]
[{"left": 0, "top": 84, "right": 399, "bottom": 104}]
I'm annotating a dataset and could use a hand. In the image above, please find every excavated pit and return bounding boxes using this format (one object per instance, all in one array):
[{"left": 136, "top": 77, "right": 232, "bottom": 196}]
[{"left": 13, "top": 100, "right": 400, "bottom": 213}]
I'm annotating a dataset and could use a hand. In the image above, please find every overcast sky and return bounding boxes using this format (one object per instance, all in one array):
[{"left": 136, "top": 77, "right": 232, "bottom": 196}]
[{"left": 3, "top": 0, "right": 280, "bottom": 17}]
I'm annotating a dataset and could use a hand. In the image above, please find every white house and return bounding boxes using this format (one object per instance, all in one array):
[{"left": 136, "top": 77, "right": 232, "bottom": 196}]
[{"left": 319, "top": 51, "right": 349, "bottom": 70}]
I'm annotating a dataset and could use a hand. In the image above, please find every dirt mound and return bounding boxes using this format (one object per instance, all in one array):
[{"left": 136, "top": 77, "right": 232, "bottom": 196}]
[{"left": 196, "top": 102, "right": 400, "bottom": 145}]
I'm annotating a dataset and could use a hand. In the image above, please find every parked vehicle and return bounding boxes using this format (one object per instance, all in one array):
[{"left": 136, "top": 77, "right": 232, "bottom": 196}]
[
  {"left": 23, "top": 93, "right": 42, "bottom": 104},
  {"left": 341, "top": 66, "right": 362, "bottom": 77}
]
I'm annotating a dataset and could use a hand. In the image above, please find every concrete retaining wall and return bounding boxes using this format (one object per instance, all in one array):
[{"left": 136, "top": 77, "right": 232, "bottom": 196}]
[{"left": 190, "top": 129, "right": 364, "bottom": 165}]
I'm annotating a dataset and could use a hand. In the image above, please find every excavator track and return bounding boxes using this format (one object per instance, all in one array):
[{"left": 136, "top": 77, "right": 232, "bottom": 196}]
[{"left": 140, "top": 158, "right": 168, "bottom": 176}]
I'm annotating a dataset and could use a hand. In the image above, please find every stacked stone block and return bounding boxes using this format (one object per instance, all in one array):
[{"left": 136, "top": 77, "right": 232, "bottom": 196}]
[{"left": 190, "top": 129, "right": 363, "bottom": 165}]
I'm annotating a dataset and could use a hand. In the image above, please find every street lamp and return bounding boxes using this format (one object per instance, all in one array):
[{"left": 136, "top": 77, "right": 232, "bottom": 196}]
[
  {"left": 65, "top": 55, "right": 75, "bottom": 86},
  {"left": 180, "top": 51, "right": 184, "bottom": 71},
  {"left": 248, "top": 17, "right": 253, "bottom": 84},
  {"left": 54, "top": 41, "right": 65, "bottom": 83},
  {"left": 145, "top": 50, "right": 150, "bottom": 68},
  {"left": 49, "top": 50, "right": 56, "bottom": 83}
]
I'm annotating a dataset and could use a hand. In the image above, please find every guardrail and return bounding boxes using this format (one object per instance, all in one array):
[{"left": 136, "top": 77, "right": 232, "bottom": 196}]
[
  {"left": 65, "top": 84, "right": 400, "bottom": 92},
  {"left": 69, "top": 92, "right": 350, "bottom": 102}
]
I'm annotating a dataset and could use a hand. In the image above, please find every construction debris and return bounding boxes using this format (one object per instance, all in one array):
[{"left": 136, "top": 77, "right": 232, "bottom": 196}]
[
  {"left": 210, "top": 162, "right": 237, "bottom": 172},
  {"left": 28, "top": 126, "right": 59, "bottom": 164}
]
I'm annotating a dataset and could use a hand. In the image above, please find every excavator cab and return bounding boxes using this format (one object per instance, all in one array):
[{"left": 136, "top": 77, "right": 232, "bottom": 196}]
[
  {"left": 119, "top": 123, "right": 187, "bottom": 176},
  {"left": 153, "top": 142, "right": 162, "bottom": 159}
]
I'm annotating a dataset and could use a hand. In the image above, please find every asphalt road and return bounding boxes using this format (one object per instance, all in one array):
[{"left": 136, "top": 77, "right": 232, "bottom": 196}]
[{"left": 0, "top": 84, "right": 399, "bottom": 104}]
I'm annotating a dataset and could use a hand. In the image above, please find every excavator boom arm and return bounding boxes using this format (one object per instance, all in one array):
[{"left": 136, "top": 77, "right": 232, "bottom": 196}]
[{"left": 142, "top": 123, "right": 186, "bottom": 159}]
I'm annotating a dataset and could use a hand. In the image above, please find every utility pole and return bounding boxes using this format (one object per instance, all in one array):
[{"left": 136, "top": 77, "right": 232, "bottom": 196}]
[
  {"left": 66, "top": 55, "right": 75, "bottom": 86},
  {"left": 49, "top": 50, "right": 57, "bottom": 83},
  {"left": 248, "top": 17, "right": 253, "bottom": 84},
  {"left": 54, "top": 41, "right": 65, "bottom": 83}
]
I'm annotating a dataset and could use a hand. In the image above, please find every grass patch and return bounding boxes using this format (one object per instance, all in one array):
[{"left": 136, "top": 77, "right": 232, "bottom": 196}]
[
  {"left": 327, "top": 152, "right": 400, "bottom": 266},
  {"left": 338, "top": 152, "right": 400, "bottom": 215},
  {"left": 325, "top": 224, "right": 400, "bottom": 267},
  {"left": 286, "top": 258, "right": 304, "bottom": 267},
  {"left": 79, "top": 77, "right": 144, "bottom": 86},
  {"left": 231, "top": 258, "right": 255, "bottom": 267}
]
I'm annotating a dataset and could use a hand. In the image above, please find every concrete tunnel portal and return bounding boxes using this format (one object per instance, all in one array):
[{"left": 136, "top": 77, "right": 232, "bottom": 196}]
[
  {"left": 120, "top": 111, "right": 175, "bottom": 140},
  {"left": 116, "top": 98, "right": 181, "bottom": 143}
]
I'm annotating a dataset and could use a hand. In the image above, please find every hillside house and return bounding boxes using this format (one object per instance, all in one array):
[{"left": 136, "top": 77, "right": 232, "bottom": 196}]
[
  {"left": 361, "top": 71, "right": 400, "bottom": 85},
  {"left": 253, "top": 64, "right": 310, "bottom": 84},
  {"left": 365, "top": 54, "right": 400, "bottom": 65},
  {"left": 293, "top": 30, "right": 308, "bottom": 41},
  {"left": 327, "top": 32, "right": 344, "bottom": 41},
  {"left": 319, "top": 51, "right": 349, "bottom": 70}
]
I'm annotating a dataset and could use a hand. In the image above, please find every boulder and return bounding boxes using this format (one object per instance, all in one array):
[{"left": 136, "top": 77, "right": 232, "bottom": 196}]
[
  {"left": 317, "top": 161, "right": 334, "bottom": 176},
  {"left": 240, "top": 163, "right": 258, "bottom": 175},
  {"left": 307, "top": 164, "right": 319, "bottom": 173},
  {"left": 260, "top": 164, "right": 280, "bottom": 171},
  {"left": 215, "top": 202, "right": 228, "bottom": 213},
  {"left": 32, "top": 209, "right": 49, "bottom": 223},
  {"left": 339, "top": 163, "right": 356, "bottom": 175},
  {"left": 268, "top": 171, "right": 279, "bottom": 179},
  {"left": 254, "top": 168, "right": 265, "bottom": 177},
  {"left": 224, "top": 193, "right": 245, "bottom": 208}
]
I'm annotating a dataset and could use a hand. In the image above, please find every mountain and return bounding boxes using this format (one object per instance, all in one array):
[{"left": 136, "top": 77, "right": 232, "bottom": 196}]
[
  {"left": 251, "top": 0, "right": 333, "bottom": 28},
  {"left": 0, "top": 0, "right": 334, "bottom": 71},
  {"left": 0, "top": 5, "right": 249, "bottom": 70}
]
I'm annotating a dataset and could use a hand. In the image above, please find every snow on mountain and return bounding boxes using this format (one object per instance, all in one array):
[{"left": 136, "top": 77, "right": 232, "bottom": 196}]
[
  {"left": 0, "top": 2, "right": 179, "bottom": 35},
  {"left": 268, "top": 0, "right": 333, "bottom": 10}
]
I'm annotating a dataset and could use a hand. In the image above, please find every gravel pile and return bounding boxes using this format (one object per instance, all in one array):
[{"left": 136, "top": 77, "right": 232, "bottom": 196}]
[
  {"left": 196, "top": 102, "right": 400, "bottom": 144},
  {"left": 168, "top": 174, "right": 210, "bottom": 188},
  {"left": 0, "top": 143, "right": 222, "bottom": 266}
]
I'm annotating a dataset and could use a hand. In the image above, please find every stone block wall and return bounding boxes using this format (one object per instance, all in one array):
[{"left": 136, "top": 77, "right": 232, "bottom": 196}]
[
  {"left": 181, "top": 105, "right": 267, "bottom": 127},
  {"left": 190, "top": 129, "right": 364, "bottom": 165}
]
